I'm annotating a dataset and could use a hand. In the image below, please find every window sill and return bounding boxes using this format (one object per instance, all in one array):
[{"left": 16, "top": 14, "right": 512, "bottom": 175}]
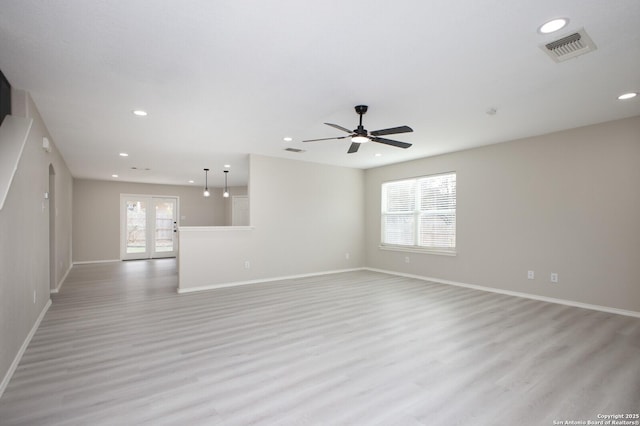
[{"left": 378, "top": 245, "right": 457, "bottom": 257}]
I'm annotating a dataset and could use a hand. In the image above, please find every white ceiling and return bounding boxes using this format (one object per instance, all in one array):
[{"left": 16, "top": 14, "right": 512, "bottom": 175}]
[{"left": 1, "top": 0, "right": 639, "bottom": 188}]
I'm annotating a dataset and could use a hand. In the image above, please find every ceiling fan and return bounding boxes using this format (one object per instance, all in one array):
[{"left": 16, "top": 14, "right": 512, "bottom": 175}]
[{"left": 303, "top": 105, "right": 413, "bottom": 153}]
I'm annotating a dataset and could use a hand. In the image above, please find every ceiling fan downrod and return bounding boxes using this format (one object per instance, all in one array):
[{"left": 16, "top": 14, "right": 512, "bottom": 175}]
[{"left": 354, "top": 105, "right": 368, "bottom": 134}]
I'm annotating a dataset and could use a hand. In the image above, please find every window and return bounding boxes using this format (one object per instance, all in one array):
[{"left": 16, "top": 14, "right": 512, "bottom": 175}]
[{"left": 381, "top": 172, "right": 456, "bottom": 253}]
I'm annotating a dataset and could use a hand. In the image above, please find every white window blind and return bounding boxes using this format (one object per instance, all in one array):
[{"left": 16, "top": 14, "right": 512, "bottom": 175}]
[{"left": 381, "top": 172, "right": 456, "bottom": 252}]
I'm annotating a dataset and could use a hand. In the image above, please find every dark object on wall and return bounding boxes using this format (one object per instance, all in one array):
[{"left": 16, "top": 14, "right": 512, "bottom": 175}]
[{"left": 0, "top": 69, "right": 11, "bottom": 126}]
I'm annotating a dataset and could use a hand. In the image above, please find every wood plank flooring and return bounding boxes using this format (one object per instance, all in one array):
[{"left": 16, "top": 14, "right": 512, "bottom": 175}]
[{"left": 0, "top": 259, "right": 638, "bottom": 425}]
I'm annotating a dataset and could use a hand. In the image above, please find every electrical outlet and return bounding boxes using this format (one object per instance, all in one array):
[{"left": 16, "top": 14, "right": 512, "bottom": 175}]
[
  {"left": 405, "top": 256, "right": 410, "bottom": 264},
  {"left": 244, "top": 261, "right": 251, "bottom": 269},
  {"left": 527, "top": 270, "right": 535, "bottom": 280},
  {"left": 345, "top": 252, "right": 350, "bottom": 260},
  {"left": 550, "top": 273, "right": 558, "bottom": 283}
]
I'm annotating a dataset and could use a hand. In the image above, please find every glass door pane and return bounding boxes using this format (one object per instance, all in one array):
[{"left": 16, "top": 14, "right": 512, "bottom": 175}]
[
  {"left": 153, "top": 199, "right": 176, "bottom": 257},
  {"left": 126, "top": 199, "right": 147, "bottom": 256}
]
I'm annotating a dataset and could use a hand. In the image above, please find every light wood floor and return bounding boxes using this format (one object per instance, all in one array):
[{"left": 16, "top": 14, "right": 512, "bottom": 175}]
[{"left": 0, "top": 260, "right": 638, "bottom": 425}]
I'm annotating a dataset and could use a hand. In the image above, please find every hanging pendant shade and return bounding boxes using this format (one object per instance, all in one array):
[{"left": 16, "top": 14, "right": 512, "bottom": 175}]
[
  {"left": 203, "top": 168, "right": 210, "bottom": 197},
  {"left": 223, "top": 170, "right": 230, "bottom": 198}
]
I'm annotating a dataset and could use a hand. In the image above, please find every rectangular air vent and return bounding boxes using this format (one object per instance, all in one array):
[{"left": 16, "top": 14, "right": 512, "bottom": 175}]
[
  {"left": 284, "top": 147, "right": 305, "bottom": 153},
  {"left": 541, "top": 28, "right": 597, "bottom": 63}
]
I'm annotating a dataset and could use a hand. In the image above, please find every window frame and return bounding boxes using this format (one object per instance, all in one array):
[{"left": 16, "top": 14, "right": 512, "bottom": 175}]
[{"left": 380, "top": 172, "right": 457, "bottom": 256}]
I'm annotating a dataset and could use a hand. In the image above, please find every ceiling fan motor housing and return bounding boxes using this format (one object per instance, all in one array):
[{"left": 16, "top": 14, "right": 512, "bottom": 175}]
[{"left": 355, "top": 105, "right": 368, "bottom": 115}]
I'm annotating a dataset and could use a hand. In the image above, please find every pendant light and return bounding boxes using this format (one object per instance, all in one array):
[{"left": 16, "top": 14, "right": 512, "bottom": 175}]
[
  {"left": 223, "top": 170, "right": 230, "bottom": 198},
  {"left": 203, "top": 168, "right": 210, "bottom": 197}
]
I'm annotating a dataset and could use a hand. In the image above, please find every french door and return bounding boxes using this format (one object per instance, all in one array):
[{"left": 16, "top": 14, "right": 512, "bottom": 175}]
[{"left": 121, "top": 195, "right": 178, "bottom": 260}]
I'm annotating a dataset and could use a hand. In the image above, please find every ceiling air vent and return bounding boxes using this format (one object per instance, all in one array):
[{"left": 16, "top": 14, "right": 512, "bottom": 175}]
[
  {"left": 541, "top": 28, "right": 597, "bottom": 62},
  {"left": 284, "top": 147, "right": 305, "bottom": 153}
]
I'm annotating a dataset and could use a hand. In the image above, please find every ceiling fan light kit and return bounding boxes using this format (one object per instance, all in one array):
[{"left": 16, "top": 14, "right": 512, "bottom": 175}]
[
  {"left": 303, "top": 105, "right": 413, "bottom": 154},
  {"left": 351, "top": 135, "right": 370, "bottom": 143}
]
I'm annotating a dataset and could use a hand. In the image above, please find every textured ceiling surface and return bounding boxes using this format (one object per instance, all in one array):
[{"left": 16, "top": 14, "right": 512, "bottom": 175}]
[{"left": 0, "top": 0, "right": 639, "bottom": 187}]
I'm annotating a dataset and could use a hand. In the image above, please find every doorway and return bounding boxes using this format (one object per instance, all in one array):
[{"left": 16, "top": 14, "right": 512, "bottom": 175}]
[{"left": 120, "top": 195, "right": 178, "bottom": 260}]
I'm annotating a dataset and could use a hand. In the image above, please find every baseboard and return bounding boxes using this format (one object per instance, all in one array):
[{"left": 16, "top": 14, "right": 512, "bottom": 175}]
[
  {"left": 365, "top": 268, "right": 640, "bottom": 319},
  {"left": 72, "top": 259, "right": 120, "bottom": 265},
  {"left": 178, "top": 268, "right": 365, "bottom": 294},
  {"left": 50, "top": 263, "right": 72, "bottom": 294},
  {"left": 0, "top": 299, "right": 52, "bottom": 399}
]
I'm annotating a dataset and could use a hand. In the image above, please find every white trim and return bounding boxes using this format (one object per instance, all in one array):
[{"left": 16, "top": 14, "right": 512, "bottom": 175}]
[
  {"left": 179, "top": 226, "right": 254, "bottom": 232},
  {"left": 177, "top": 268, "right": 364, "bottom": 294},
  {"left": 73, "top": 259, "right": 120, "bottom": 265},
  {"left": 0, "top": 299, "right": 52, "bottom": 399},
  {"left": 365, "top": 268, "right": 640, "bottom": 319},
  {"left": 50, "top": 263, "right": 72, "bottom": 294}
]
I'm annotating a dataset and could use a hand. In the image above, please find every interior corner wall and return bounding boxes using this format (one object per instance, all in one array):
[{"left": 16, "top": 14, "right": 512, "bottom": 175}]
[
  {"left": 31, "top": 97, "right": 73, "bottom": 292},
  {"left": 248, "top": 155, "right": 365, "bottom": 276},
  {"left": 178, "top": 155, "right": 365, "bottom": 290},
  {"left": 72, "top": 179, "right": 226, "bottom": 263},
  {"left": 0, "top": 90, "right": 73, "bottom": 390},
  {"left": 364, "top": 115, "right": 640, "bottom": 313}
]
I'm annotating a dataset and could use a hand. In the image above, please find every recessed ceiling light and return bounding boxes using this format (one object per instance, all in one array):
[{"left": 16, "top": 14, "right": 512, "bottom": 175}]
[
  {"left": 375, "top": 153, "right": 382, "bottom": 157},
  {"left": 119, "top": 152, "right": 129, "bottom": 157},
  {"left": 618, "top": 92, "right": 637, "bottom": 100},
  {"left": 132, "top": 110, "right": 148, "bottom": 116},
  {"left": 538, "top": 18, "right": 568, "bottom": 34},
  {"left": 224, "top": 164, "right": 231, "bottom": 168},
  {"left": 112, "top": 174, "right": 119, "bottom": 178},
  {"left": 283, "top": 137, "right": 293, "bottom": 142},
  {"left": 188, "top": 180, "right": 194, "bottom": 183}
]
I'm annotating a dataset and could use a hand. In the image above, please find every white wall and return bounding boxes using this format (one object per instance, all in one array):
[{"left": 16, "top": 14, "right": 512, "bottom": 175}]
[
  {"left": 179, "top": 154, "right": 364, "bottom": 290},
  {"left": 364, "top": 115, "right": 640, "bottom": 313},
  {"left": 0, "top": 90, "right": 73, "bottom": 393}
]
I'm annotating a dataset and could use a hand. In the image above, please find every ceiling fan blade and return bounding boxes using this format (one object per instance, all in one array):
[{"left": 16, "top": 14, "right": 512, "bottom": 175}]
[
  {"left": 302, "top": 136, "right": 349, "bottom": 142},
  {"left": 370, "top": 125, "right": 413, "bottom": 136},
  {"left": 347, "top": 142, "right": 361, "bottom": 154},
  {"left": 325, "top": 123, "right": 353, "bottom": 134},
  {"left": 371, "top": 136, "right": 412, "bottom": 149}
]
